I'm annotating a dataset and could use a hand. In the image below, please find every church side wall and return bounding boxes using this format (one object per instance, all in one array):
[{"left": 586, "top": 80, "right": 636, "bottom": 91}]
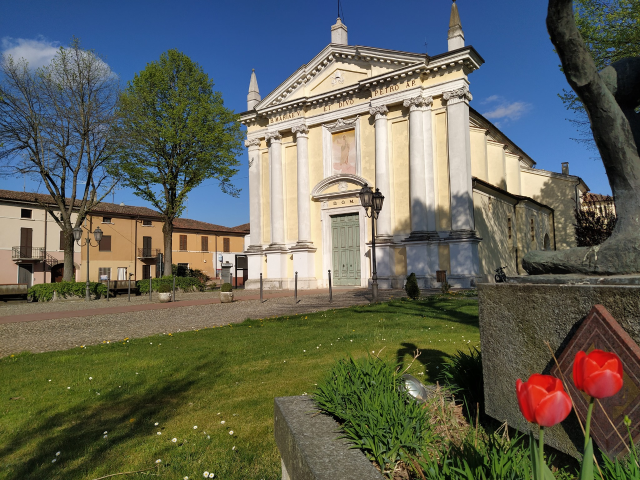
[
  {"left": 520, "top": 170, "right": 578, "bottom": 250},
  {"left": 470, "top": 127, "right": 488, "bottom": 182},
  {"left": 474, "top": 191, "right": 515, "bottom": 279},
  {"left": 487, "top": 141, "right": 506, "bottom": 190}
]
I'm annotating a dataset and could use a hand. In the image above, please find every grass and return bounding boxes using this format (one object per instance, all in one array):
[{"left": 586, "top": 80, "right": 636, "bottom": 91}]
[{"left": 0, "top": 295, "right": 479, "bottom": 480}]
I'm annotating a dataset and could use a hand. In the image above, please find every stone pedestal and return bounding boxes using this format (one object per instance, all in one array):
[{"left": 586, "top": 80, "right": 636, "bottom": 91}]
[
  {"left": 244, "top": 249, "right": 264, "bottom": 290},
  {"left": 265, "top": 248, "right": 289, "bottom": 289},
  {"left": 479, "top": 278, "right": 640, "bottom": 459},
  {"left": 448, "top": 238, "right": 480, "bottom": 288},
  {"left": 291, "top": 245, "right": 318, "bottom": 289},
  {"left": 406, "top": 242, "right": 440, "bottom": 288},
  {"left": 373, "top": 242, "right": 395, "bottom": 289}
]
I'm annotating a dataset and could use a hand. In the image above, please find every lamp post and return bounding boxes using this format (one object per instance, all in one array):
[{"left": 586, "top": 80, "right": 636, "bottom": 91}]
[
  {"left": 73, "top": 224, "right": 103, "bottom": 301},
  {"left": 358, "top": 183, "right": 384, "bottom": 302}
]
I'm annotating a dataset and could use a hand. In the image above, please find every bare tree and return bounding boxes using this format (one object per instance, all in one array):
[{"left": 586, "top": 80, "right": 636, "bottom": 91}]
[{"left": 0, "top": 38, "right": 120, "bottom": 281}]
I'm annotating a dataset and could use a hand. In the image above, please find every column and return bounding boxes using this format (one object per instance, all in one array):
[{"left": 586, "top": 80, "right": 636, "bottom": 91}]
[
  {"left": 443, "top": 85, "right": 475, "bottom": 235},
  {"left": 403, "top": 95, "right": 429, "bottom": 236},
  {"left": 265, "top": 130, "right": 288, "bottom": 287},
  {"left": 369, "top": 104, "right": 393, "bottom": 288},
  {"left": 422, "top": 97, "right": 437, "bottom": 233},
  {"left": 369, "top": 104, "right": 392, "bottom": 239},
  {"left": 290, "top": 123, "right": 317, "bottom": 288},
  {"left": 443, "top": 85, "right": 480, "bottom": 288},
  {"left": 245, "top": 138, "right": 262, "bottom": 249},
  {"left": 266, "top": 131, "right": 285, "bottom": 247},
  {"left": 292, "top": 124, "right": 311, "bottom": 245}
]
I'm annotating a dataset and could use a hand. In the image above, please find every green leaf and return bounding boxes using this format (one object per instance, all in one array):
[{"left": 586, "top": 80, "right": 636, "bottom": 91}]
[{"left": 579, "top": 438, "right": 594, "bottom": 480}]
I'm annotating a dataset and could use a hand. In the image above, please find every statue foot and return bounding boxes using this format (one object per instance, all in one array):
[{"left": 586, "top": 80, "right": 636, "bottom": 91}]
[{"left": 522, "top": 234, "right": 640, "bottom": 275}]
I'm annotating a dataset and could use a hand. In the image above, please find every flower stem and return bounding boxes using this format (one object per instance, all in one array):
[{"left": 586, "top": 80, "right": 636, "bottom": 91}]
[
  {"left": 584, "top": 396, "right": 595, "bottom": 451},
  {"left": 539, "top": 426, "right": 545, "bottom": 480}
]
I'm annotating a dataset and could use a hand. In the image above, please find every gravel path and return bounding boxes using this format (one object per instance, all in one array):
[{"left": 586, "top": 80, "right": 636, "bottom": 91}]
[{"left": 0, "top": 289, "right": 408, "bottom": 358}]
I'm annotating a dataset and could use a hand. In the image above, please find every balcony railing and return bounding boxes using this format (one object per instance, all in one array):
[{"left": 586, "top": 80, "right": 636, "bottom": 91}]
[
  {"left": 137, "top": 248, "right": 161, "bottom": 259},
  {"left": 12, "top": 246, "right": 44, "bottom": 262}
]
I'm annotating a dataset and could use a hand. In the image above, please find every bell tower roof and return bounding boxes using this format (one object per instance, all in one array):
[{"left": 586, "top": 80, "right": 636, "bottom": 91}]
[
  {"left": 448, "top": 0, "right": 465, "bottom": 51},
  {"left": 247, "top": 69, "right": 260, "bottom": 110}
]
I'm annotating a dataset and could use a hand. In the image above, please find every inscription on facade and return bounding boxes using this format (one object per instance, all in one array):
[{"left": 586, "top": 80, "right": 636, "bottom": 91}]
[
  {"left": 323, "top": 98, "right": 355, "bottom": 112},
  {"left": 269, "top": 111, "right": 302, "bottom": 124},
  {"left": 371, "top": 79, "right": 417, "bottom": 98}
]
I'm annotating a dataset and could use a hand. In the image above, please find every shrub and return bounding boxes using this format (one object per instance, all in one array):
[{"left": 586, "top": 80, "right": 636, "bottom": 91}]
[
  {"left": 137, "top": 276, "right": 204, "bottom": 294},
  {"left": 220, "top": 282, "right": 232, "bottom": 292},
  {"left": 313, "top": 356, "right": 435, "bottom": 475},
  {"left": 28, "top": 281, "right": 107, "bottom": 302},
  {"left": 440, "top": 280, "right": 451, "bottom": 295},
  {"left": 157, "top": 282, "right": 172, "bottom": 293},
  {"left": 405, "top": 273, "right": 420, "bottom": 299}
]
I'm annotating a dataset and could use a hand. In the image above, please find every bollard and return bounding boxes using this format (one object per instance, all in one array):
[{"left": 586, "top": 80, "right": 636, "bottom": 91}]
[
  {"left": 260, "top": 272, "right": 263, "bottom": 302},
  {"left": 107, "top": 278, "right": 110, "bottom": 302},
  {"left": 294, "top": 271, "right": 298, "bottom": 304},
  {"left": 128, "top": 278, "right": 131, "bottom": 302},
  {"left": 231, "top": 272, "right": 234, "bottom": 290},
  {"left": 328, "top": 269, "right": 332, "bottom": 303},
  {"left": 149, "top": 277, "right": 152, "bottom": 301},
  {"left": 172, "top": 275, "right": 176, "bottom": 302}
]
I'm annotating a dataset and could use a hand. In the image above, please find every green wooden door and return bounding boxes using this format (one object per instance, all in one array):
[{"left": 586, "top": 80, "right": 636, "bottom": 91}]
[{"left": 331, "top": 214, "right": 360, "bottom": 286}]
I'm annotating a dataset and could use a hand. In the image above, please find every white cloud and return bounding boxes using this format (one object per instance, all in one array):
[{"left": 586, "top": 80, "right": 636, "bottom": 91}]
[
  {"left": 482, "top": 95, "right": 503, "bottom": 104},
  {"left": 483, "top": 101, "right": 532, "bottom": 123},
  {"left": 1, "top": 36, "right": 60, "bottom": 69}
]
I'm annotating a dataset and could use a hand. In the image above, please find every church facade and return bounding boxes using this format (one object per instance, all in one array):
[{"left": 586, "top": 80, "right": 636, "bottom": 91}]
[{"left": 240, "top": 2, "right": 588, "bottom": 290}]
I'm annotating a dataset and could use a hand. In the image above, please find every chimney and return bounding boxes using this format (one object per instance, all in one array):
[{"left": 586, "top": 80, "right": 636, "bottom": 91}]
[
  {"left": 247, "top": 69, "right": 260, "bottom": 110},
  {"left": 561, "top": 162, "right": 569, "bottom": 175},
  {"left": 448, "top": 0, "right": 465, "bottom": 51},
  {"left": 331, "top": 17, "right": 348, "bottom": 45}
]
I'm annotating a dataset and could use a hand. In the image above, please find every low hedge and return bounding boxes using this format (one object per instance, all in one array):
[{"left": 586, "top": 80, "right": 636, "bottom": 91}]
[
  {"left": 28, "top": 281, "right": 108, "bottom": 302},
  {"left": 136, "top": 276, "right": 205, "bottom": 294}
]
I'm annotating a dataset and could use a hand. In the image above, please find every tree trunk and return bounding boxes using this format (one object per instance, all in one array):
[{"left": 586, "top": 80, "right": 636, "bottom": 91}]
[
  {"left": 523, "top": 0, "right": 640, "bottom": 275},
  {"left": 163, "top": 219, "right": 173, "bottom": 278},
  {"left": 63, "top": 228, "right": 76, "bottom": 282}
]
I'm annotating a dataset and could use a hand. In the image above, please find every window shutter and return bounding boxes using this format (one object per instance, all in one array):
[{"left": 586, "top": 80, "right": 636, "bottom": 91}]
[
  {"left": 201, "top": 236, "right": 209, "bottom": 252},
  {"left": 180, "top": 235, "right": 187, "bottom": 251},
  {"left": 60, "top": 231, "right": 66, "bottom": 250},
  {"left": 99, "top": 235, "right": 112, "bottom": 251},
  {"left": 223, "top": 237, "right": 230, "bottom": 253}
]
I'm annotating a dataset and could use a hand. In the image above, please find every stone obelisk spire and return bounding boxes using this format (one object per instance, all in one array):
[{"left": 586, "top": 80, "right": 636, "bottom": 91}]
[
  {"left": 448, "top": 0, "right": 465, "bottom": 51},
  {"left": 247, "top": 69, "right": 260, "bottom": 110}
]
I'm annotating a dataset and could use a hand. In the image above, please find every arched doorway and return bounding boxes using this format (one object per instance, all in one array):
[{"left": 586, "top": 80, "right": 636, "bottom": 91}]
[
  {"left": 543, "top": 234, "right": 551, "bottom": 251},
  {"left": 51, "top": 263, "right": 76, "bottom": 282}
]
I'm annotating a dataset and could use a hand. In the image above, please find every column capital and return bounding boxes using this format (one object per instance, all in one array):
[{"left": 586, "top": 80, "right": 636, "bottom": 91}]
[
  {"left": 442, "top": 86, "right": 472, "bottom": 105},
  {"left": 291, "top": 123, "right": 309, "bottom": 138},
  {"left": 265, "top": 131, "right": 282, "bottom": 144},
  {"left": 245, "top": 138, "right": 262, "bottom": 148},
  {"left": 369, "top": 104, "right": 389, "bottom": 119},
  {"left": 403, "top": 95, "right": 433, "bottom": 112}
]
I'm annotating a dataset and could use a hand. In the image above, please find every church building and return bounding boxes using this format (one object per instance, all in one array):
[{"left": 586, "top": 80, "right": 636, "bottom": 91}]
[{"left": 240, "top": 1, "right": 588, "bottom": 290}]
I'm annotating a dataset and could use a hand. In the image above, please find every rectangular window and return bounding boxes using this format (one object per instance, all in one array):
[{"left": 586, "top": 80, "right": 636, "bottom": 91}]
[
  {"left": 142, "top": 265, "right": 151, "bottom": 280},
  {"left": 59, "top": 230, "right": 66, "bottom": 250},
  {"left": 507, "top": 218, "right": 512, "bottom": 240},
  {"left": 98, "top": 267, "right": 111, "bottom": 280},
  {"left": 99, "top": 235, "right": 112, "bottom": 251},
  {"left": 142, "top": 219, "right": 152, "bottom": 226},
  {"left": 530, "top": 218, "right": 535, "bottom": 241},
  {"left": 21, "top": 208, "right": 32, "bottom": 219},
  {"left": 117, "top": 267, "right": 127, "bottom": 281},
  {"left": 201, "top": 236, "right": 209, "bottom": 252},
  {"left": 179, "top": 235, "right": 187, "bottom": 251},
  {"left": 102, "top": 217, "right": 112, "bottom": 224},
  {"left": 142, "top": 236, "right": 152, "bottom": 257},
  {"left": 223, "top": 237, "right": 230, "bottom": 253},
  {"left": 20, "top": 227, "right": 33, "bottom": 258}
]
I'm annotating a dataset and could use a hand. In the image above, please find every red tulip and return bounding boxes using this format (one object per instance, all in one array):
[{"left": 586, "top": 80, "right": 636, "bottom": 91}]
[
  {"left": 573, "top": 350, "right": 623, "bottom": 399},
  {"left": 516, "top": 374, "right": 572, "bottom": 427}
]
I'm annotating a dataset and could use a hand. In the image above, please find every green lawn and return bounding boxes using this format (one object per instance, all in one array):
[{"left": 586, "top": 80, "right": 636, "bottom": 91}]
[{"left": 0, "top": 295, "right": 479, "bottom": 480}]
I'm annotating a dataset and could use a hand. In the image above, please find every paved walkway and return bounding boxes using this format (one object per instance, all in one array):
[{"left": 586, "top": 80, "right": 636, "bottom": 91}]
[{"left": 0, "top": 288, "right": 408, "bottom": 358}]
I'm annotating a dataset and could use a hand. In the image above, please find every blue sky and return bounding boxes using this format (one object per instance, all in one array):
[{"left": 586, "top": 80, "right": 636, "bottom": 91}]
[{"left": 0, "top": 0, "right": 609, "bottom": 227}]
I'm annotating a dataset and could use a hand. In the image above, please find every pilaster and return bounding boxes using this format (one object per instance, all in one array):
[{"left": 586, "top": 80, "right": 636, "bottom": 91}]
[
  {"left": 266, "top": 131, "right": 286, "bottom": 248},
  {"left": 369, "top": 104, "right": 393, "bottom": 241},
  {"left": 245, "top": 138, "right": 263, "bottom": 251}
]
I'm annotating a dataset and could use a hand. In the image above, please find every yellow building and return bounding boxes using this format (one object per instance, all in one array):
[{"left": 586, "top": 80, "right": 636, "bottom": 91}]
[
  {"left": 79, "top": 206, "right": 248, "bottom": 283},
  {"left": 240, "top": 2, "right": 588, "bottom": 289}
]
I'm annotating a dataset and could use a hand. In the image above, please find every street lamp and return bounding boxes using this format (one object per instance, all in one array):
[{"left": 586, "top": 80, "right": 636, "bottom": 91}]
[
  {"left": 73, "top": 224, "right": 103, "bottom": 301},
  {"left": 359, "top": 183, "right": 384, "bottom": 302}
]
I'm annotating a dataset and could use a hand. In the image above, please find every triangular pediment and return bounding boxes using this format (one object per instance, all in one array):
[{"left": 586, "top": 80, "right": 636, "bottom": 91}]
[{"left": 255, "top": 44, "right": 425, "bottom": 112}]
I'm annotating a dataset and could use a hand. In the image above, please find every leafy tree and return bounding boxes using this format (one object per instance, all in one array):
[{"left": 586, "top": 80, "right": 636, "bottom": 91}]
[
  {"left": 574, "top": 195, "right": 617, "bottom": 246},
  {"left": 115, "top": 50, "right": 242, "bottom": 275},
  {"left": 0, "top": 38, "right": 120, "bottom": 281},
  {"left": 560, "top": 0, "right": 640, "bottom": 149}
]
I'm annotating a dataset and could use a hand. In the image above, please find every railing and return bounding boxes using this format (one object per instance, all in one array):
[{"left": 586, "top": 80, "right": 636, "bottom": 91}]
[
  {"left": 12, "top": 246, "right": 44, "bottom": 261},
  {"left": 137, "top": 248, "right": 161, "bottom": 259}
]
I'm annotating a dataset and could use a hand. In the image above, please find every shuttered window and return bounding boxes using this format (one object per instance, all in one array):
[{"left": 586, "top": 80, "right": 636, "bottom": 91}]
[
  {"left": 99, "top": 235, "right": 112, "bottom": 251},
  {"left": 142, "top": 265, "right": 151, "bottom": 280},
  {"left": 223, "top": 237, "right": 230, "bottom": 253},
  {"left": 179, "top": 235, "right": 187, "bottom": 251},
  {"left": 98, "top": 267, "right": 111, "bottom": 280},
  {"left": 201, "top": 236, "right": 209, "bottom": 252}
]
